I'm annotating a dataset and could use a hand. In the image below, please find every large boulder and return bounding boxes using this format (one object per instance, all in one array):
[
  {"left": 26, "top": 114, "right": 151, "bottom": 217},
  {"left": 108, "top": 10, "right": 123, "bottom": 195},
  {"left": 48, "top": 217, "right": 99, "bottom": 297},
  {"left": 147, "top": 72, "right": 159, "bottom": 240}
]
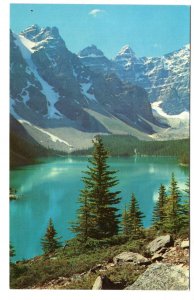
[
  {"left": 125, "top": 263, "right": 189, "bottom": 290},
  {"left": 147, "top": 235, "right": 174, "bottom": 254},
  {"left": 113, "top": 251, "right": 150, "bottom": 265}
]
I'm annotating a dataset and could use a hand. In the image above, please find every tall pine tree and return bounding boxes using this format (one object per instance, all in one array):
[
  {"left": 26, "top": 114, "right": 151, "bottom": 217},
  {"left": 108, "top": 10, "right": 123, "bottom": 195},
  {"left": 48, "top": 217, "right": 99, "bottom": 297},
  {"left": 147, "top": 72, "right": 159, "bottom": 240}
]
[
  {"left": 71, "top": 137, "right": 121, "bottom": 240},
  {"left": 164, "top": 173, "right": 182, "bottom": 234},
  {"left": 41, "top": 218, "right": 62, "bottom": 254},
  {"left": 152, "top": 184, "right": 167, "bottom": 231}
]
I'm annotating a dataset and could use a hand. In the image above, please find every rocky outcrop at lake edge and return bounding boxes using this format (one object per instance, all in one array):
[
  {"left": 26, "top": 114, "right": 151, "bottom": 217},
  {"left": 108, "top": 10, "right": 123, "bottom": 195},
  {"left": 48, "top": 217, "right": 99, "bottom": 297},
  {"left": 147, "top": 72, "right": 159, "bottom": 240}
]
[{"left": 28, "top": 234, "right": 189, "bottom": 290}]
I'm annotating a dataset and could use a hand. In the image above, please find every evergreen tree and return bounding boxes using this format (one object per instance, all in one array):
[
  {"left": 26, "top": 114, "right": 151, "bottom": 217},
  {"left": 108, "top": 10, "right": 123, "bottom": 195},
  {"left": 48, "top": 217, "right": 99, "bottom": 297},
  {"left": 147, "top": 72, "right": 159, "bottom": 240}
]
[
  {"left": 71, "top": 137, "right": 121, "bottom": 240},
  {"left": 180, "top": 177, "right": 190, "bottom": 230},
  {"left": 41, "top": 218, "right": 62, "bottom": 254},
  {"left": 122, "top": 204, "right": 130, "bottom": 235},
  {"left": 10, "top": 243, "right": 16, "bottom": 259},
  {"left": 70, "top": 189, "right": 91, "bottom": 242},
  {"left": 152, "top": 184, "right": 167, "bottom": 231},
  {"left": 164, "top": 173, "right": 182, "bottom": 234},
  {"left": 128, "top": 193, "right": 145, "bottom": 237}
]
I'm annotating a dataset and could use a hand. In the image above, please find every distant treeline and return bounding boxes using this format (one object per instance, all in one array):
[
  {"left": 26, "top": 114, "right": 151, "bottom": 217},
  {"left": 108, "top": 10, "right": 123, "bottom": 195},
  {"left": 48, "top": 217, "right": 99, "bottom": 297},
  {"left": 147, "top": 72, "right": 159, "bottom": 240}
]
[
  {"left": 10, "top": 130, "right": 189, "bottom": 168},
  {"left": 72, "top": 135, "right": 190, "bottom": 163}
]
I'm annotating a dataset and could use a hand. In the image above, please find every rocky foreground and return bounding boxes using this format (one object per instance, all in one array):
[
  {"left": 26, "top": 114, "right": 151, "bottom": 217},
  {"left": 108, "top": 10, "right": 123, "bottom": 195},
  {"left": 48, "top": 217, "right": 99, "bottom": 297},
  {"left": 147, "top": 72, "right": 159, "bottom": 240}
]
[{"left": 30, "top": 235, "right": 189, "bottom": 290}]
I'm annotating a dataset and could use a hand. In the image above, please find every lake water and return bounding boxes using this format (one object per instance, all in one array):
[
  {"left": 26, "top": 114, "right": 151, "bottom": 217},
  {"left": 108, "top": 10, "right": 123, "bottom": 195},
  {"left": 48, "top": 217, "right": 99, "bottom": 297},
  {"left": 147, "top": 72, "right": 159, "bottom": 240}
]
[{"left": 10, "top": 156, "right": 188, "bottom": 261}]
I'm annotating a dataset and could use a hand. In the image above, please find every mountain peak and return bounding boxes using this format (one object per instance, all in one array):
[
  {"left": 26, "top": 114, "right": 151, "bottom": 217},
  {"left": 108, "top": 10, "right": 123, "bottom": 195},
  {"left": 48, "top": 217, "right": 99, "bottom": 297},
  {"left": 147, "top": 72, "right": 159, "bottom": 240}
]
[
  {"left": 20, "top": 24, "right": 41, "bottom": 39},
  {"left": 78, "top": 45, "right": 105, "bottom": 58},
  {"left": 117, "top": 45, "right": 136, "bottom": 58},
  {"left": 20, "top": 25, "right": 61, "bottom": 43},
  {"left": 183, "top": 44, "right": 190, "bottom": 51}
]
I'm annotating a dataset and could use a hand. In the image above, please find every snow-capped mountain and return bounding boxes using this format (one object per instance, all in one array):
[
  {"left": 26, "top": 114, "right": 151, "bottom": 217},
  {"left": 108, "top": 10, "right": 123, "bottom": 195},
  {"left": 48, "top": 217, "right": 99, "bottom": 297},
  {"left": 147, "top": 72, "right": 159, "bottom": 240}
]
[
  {"left": 115, "top": 44, "right": 190, "bottom": 115},
  {"left": 79, "top": 44, "right": 190, "bottom": 116},
  {"left": 10, "top": 25, "right": 158, "bottom": 152},
  {"left": 78, "top": 45, "right": 114, "bottom": 74}
]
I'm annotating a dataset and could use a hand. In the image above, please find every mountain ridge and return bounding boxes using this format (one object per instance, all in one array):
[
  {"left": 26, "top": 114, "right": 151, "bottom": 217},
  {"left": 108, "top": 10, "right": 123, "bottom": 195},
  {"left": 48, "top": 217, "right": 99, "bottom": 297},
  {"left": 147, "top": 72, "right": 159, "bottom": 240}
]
[
  {"left": 10, "top": 25, "right": 189, "bottom": 153},
  {"left": 79, "top": 43, "right": 190, "bottom": 115},
  {"left": 10, "top": 25, "right": 159, "bottom": 152}
]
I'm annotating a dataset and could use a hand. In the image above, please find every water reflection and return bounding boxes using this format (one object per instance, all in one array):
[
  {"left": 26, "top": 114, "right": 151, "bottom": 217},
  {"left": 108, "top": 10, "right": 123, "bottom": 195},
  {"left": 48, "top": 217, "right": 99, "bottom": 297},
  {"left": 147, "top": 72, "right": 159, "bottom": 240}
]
[{"left": 148, "top": 165, "right": 155, "bottom": 174}]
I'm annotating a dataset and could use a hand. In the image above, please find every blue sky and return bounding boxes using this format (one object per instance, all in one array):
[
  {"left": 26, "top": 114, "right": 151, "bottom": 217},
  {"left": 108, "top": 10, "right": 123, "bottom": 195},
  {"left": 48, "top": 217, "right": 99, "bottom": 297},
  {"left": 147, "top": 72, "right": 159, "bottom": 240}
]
[{"left": 10, "top": 4, "right": 190, "bottom": 58}]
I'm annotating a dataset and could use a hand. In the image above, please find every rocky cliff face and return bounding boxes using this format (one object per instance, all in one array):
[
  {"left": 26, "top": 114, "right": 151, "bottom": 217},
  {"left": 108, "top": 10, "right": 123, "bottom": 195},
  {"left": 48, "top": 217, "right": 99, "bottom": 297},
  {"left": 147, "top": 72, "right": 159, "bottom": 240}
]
[
  {"left": 79, "top": 44, "right": 190, "bottom": 116},
  {"left": 78, "top": 45, "right": 114, "bottom": 74},
  {"left": 10, "top": 25, "right": 158, "bottom": 151},
  {"left": 115, "top": 45, "right": 190, "bottom": 115}
]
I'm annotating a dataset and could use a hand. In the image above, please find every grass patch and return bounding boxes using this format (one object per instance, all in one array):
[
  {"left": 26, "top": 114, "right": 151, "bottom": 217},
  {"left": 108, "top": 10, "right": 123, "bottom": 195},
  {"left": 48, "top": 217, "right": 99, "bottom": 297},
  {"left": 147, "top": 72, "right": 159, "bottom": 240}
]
[
  {"left": 10, "top": 229, "right": 189, "bottom": 289},
  {"left": 10, "top": 236, "right": 146, "bottom": 289}
]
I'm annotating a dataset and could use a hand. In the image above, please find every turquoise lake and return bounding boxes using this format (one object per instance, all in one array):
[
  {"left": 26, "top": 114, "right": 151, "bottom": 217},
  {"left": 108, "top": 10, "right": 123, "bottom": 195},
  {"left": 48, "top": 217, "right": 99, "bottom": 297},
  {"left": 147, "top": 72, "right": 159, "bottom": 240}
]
[{"left": 10, "top": 156, "right": 189, "bottom": 261}]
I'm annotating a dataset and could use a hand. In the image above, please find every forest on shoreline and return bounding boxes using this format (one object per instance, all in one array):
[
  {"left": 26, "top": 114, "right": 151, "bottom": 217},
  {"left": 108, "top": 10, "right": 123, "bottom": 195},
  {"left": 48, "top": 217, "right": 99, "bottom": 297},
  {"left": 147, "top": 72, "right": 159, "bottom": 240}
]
[{"left": 10, "top": 131, "right": 189, "bottom": 168}]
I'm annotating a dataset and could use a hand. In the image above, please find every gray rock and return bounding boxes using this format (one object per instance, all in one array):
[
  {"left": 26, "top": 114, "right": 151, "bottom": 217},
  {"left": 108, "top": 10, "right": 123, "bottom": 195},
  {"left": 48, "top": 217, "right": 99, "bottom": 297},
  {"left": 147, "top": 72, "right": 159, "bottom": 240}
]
[
  {"left": 92, "top": 276, "right": 103, "bottom": 290},
  {"left": 92, "top": 275, "right": 116, "bottom": 290},
  {"left": 125, "top": 263, "right": 189, "bottom": 290},
  {"left": 156, "top": 247, "right": 168, "bottom": 254},
  {"left": 151, "top": 253, "right": 164, "bottom": 262},
  {"left": 147, "top": 235, "right": 174, "bottom": 254},
  {"left": 181, "top": 241, "right": 189, "bottom": 249},
  {"left": 113, "top": 251, "right": 150, "bottom": 265}
]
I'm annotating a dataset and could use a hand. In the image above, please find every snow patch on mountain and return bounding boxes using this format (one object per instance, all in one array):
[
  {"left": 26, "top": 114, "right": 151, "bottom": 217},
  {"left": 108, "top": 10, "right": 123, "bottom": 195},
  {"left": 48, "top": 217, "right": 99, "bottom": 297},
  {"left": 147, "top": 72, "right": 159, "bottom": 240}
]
[
  {"left": 19, "top": 119, "right": 73, "bottom": 147},
  {"left": 152, "top": 101, "right": 189, "bottom": 120},
  {"left": 151, "top": 100, "right": 189, "bottom": 134},
  {"left": 80, "top": 82, "right": 97, "bottom": 102},
  {"left": 20, "top": 81, "right": 35, "bottom": 106},
  {"left": 18, "top": 35, "right": 36, "bottom": 53},
  {"left": 14, "top": 34, "right": 62, "bottom": 119}
]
